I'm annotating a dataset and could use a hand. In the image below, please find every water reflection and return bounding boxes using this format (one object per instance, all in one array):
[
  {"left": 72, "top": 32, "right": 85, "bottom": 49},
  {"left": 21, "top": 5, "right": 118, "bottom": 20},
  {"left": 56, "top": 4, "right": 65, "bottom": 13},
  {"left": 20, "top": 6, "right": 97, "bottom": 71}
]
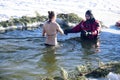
[
  {"left": 81, "top": 39, "right": 100, "bottom": 54},
  {"left": 39, "top": 46, "right": 58, "bottom": 76},
  {"left": 0, "top": 28, "right": 120, "bottom": 79}
]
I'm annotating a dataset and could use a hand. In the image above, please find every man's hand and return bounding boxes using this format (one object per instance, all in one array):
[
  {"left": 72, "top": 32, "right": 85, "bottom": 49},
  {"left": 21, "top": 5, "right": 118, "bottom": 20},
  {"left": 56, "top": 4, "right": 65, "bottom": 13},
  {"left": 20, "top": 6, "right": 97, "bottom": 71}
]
[{"left": 64, "top": 29, "right": 72, "bottom": 35}]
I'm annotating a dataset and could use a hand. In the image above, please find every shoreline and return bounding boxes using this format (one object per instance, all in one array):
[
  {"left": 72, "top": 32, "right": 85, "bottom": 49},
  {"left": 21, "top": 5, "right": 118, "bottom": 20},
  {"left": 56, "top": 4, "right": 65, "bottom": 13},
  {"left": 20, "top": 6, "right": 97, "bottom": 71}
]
[{"left": 1, "top": 0, "right": 120, "bottom": 27}]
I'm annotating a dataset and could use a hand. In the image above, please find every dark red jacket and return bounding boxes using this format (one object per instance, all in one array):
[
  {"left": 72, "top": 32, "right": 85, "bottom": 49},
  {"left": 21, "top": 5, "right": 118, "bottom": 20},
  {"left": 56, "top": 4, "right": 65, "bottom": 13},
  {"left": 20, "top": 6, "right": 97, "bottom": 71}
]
[{"left": 71, "top": 20, "right": 101, "bottom": 39}]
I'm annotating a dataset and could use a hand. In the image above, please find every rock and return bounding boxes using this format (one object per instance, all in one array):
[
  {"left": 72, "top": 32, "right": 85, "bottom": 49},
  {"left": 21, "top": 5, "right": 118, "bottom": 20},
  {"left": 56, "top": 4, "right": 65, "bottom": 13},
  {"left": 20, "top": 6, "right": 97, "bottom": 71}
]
[
  {"left": 54, "top": 77, "right": 64, "bottom": 80},
  {"left": 85, "top": 62, "right": 120, "bottom": 78},
  {"left": 60, "top": 67, "right": 68, "bottom": 80},
  {"left": 56, "top": 18, "right": 70, "bottom": 30},
  {"left": 85, "top": 67, "right": 109, "bottom": 78}
]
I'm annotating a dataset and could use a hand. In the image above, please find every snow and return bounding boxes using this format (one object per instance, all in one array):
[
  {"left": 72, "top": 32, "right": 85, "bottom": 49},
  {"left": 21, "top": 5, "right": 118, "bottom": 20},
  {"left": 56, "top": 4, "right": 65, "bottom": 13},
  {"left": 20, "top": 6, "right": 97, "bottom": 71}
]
[{"left": 0, "top": 0, "right": 120, "bottom": 26}]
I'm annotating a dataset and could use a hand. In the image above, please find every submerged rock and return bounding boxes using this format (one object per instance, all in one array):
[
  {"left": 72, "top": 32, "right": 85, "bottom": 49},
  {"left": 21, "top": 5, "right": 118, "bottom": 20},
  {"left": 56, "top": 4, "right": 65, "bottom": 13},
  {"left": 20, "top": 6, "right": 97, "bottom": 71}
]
[
  {"left": 60, "top": 67, "right": 68, "bottom": 80},
  {"left": 85, "top": 62, "right": 120, "bottom": 78}
]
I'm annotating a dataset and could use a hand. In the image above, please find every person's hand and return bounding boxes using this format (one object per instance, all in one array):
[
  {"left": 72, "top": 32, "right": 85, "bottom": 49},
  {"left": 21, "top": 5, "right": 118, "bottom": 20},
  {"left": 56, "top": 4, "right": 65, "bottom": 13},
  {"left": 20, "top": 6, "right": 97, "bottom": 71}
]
[
  {"left": 87, "top": 32, "right": 92, "bottom": 36},
  {"left": 91, "top": 31, "right": 97, "bottom": 35},
  {"left": 81, "top": 30, "right": 88, "bottom": 36},
  {"left": 81, "top": 30, "right": 92, "bottom": 36},
  {"left": 64, "top": 29, "right": 72, "bottom": 35},
  {"left": 42, "top": 33, "right": 46, "bottom": 37},
  {"left": 64, "top": 29, "right": 68, "bottom": 35}
]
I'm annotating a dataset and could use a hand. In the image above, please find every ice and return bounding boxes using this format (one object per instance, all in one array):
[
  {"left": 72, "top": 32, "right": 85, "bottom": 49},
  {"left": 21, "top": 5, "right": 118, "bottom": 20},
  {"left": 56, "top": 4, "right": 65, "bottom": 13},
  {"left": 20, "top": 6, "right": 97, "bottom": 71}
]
[
  {"left": 0, "top": 0, "right": 120, "bottom": 26},
  {"left": 107, "top": 72, "right": 120, "bottom": 80}
]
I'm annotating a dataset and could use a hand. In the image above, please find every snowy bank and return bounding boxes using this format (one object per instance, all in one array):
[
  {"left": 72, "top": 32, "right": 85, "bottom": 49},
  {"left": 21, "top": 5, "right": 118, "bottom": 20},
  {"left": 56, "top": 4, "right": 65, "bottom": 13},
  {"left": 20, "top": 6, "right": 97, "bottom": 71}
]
[{"left": 0, "top": 0, "right": 120, "bottom": 27}]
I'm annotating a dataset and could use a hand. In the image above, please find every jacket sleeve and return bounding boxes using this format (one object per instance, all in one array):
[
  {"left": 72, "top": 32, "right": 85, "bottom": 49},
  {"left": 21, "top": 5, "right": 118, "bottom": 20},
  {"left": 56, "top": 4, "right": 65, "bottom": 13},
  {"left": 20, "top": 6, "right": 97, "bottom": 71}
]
[
  {"left": 92, "top": 20, "right": 101, "bottom": 36},
  {"left": 71, "top": 20, "right": 84, "bottom": 33}
]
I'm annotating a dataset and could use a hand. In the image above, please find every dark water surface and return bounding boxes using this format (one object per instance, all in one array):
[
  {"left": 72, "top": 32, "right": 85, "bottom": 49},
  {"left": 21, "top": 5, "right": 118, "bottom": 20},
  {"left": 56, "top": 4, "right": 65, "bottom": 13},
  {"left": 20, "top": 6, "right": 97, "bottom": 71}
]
[{"left": 0, "top": 27, "right": 120, "bottom": 80}]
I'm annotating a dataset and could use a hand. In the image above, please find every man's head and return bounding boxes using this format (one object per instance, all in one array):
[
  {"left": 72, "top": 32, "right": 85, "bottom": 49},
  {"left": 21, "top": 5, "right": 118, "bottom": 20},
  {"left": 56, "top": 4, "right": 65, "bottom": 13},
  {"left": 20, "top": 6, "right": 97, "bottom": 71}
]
[{"left": 85, "top": 10, "right": 94, "bottom": 20}]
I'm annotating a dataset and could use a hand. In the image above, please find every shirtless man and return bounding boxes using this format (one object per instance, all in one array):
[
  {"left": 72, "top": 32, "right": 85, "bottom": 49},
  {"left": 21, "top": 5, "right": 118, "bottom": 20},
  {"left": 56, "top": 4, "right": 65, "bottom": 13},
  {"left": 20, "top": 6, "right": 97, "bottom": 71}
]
[{"left": 42, "top": 11, "right": 64, "bottom": 46}]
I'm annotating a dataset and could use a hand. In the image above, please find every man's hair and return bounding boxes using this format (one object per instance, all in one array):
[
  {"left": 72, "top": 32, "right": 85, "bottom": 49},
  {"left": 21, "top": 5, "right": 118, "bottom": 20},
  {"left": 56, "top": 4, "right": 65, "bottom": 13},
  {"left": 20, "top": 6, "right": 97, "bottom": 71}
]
[
  {"left": 48, "top": 11, "right": 55, "bottom": 23},
  {"left": 85, "top": 10, "right": 95, "bottom": 23}
]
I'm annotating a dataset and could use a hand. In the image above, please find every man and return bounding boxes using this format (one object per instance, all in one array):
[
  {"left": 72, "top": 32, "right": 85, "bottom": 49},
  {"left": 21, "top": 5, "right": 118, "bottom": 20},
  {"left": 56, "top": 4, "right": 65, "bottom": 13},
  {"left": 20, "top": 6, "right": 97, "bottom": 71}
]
[
  {"left": 64, "top": 10, "right": 101, "bottom": 40},
  {"left": 42, "top": 11, "right": 64, "bottom": 46}
]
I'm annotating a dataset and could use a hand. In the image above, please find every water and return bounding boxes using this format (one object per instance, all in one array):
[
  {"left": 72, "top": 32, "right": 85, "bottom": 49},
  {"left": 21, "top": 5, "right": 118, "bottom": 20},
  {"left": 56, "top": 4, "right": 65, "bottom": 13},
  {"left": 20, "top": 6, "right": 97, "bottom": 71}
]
[{"left": 0, "top": 26, "right": 120, "bottom": 80}]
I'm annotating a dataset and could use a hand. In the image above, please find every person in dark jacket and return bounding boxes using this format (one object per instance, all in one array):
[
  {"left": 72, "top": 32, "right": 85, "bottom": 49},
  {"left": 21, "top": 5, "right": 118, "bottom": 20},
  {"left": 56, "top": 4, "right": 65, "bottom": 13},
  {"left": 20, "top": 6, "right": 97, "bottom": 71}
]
[{"left": 64, "top": 10, "right": 101, "bottom": 40}]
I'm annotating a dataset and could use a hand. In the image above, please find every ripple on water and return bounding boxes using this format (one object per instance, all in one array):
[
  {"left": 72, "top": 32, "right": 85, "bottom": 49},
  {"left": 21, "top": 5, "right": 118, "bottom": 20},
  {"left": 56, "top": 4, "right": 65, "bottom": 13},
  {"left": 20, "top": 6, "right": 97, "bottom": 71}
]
[{"left": 0, "top": 28, "right": 120, "bottom": 79}]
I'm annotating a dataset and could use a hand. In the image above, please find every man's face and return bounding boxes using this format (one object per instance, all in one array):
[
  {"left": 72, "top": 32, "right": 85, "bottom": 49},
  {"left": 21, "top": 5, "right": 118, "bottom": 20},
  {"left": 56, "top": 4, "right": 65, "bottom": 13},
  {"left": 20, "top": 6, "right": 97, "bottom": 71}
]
[{"left": 85, "top": 14, "right": 90, "bottom": 20}]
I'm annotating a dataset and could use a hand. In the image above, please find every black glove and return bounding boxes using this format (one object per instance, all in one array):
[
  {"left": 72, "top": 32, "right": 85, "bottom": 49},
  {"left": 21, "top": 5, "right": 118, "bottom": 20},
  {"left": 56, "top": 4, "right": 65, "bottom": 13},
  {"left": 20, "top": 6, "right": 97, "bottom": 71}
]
[
  {"left": 81, "top": 30, "right": 92, "bottom": 36},
  {"left": 64, "top": 29, "right": 72, "bottom": 35},
  {"left": 81, "top": 30, "right": 87, "bottom": 36},
  {"left": 87, "top": 32, "right": 92, "bottom": 36}
]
